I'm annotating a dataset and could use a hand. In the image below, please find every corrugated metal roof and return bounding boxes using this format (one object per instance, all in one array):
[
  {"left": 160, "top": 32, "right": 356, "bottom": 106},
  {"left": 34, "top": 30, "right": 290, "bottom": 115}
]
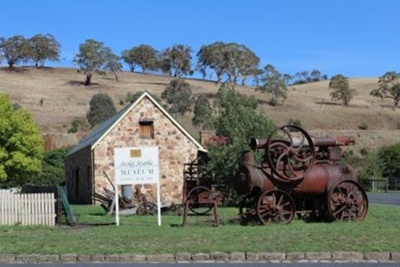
[
  {"left": 65, "top": 91, "right": 206, "bottom": 159},
  {"left": 65, "top": 104, "right": 130, "bottom": 157}
]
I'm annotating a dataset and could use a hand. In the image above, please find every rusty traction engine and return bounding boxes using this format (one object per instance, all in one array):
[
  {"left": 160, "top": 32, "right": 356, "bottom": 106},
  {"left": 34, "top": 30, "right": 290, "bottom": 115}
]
[{"left": 234, "top": 125, "right": 368, "bottom": 225}]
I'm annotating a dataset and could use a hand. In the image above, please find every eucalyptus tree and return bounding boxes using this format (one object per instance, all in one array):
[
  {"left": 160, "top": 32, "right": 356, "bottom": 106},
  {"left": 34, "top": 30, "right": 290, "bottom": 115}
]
[
  {"left": 196, "top": 42, "right": 260, "bottom": 85},
  {"left": 197, "top": 42, "right": 226, "bottom": 83},
  {"left": 235, "top": 45, "right": 260, "bottom": 86},
  {"left": 160, "top": 44, "right": 192, "bottom": 77},
  {"left": 121, "top": 44, "right": 158, "bottom": 73},
  {"left": 0, "top": 35, "right": 29, "bottom": 70},
  {"left": 329, "top": 74, "right": 356, "bottom": 106},
  {"left": 282, "top": 73, "right": 294, "bottom": 85},
  {"left": 27, "top": 34, "right": 61, "bottom": 67},
  {"left": 74, "top": 39, "right": 111, "bottom": 85},
  {"left": 370, "top": 71, "right": 400, "bottom": 108},
  {"left": 310, "top": 69, "right": 321, "bottom": 82},
  {"left": 103, "top": 49, "right": 122, "bottom": 81},
  {"left": 257, "top": 64, "right": 288, "bottom": 105}
]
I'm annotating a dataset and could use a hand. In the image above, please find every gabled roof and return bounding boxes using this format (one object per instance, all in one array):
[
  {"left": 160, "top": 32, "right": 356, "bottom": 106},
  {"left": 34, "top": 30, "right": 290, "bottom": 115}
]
[{"left": 65, "top": 91, "right": 206, "bottom": 158}]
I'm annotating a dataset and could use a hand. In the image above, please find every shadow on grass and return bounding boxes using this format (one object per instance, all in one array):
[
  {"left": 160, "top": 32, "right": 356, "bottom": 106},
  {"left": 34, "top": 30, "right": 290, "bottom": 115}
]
[
  {"left": 67, "top": 80, "right": 100, "bottom": 86},
  {"left": 132, "top": 81, "right": 168, "bottom": 86}
]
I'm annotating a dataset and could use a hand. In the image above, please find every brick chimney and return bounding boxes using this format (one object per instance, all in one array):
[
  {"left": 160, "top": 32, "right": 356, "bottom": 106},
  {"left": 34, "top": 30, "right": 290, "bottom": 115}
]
[{"left": 199, "top": 130, "right": 212, "bottom": 148}]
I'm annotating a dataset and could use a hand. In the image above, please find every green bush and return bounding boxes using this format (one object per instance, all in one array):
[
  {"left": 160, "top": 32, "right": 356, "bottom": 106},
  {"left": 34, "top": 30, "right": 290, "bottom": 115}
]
[
  {"left": 161, "top": 79, "right": 193, "bottom": 116},
  {"left": 287, "top": 118, "right": 302, "bottom": 128},
  {"left": 205, "top": 84, "right": 275, "bottom": 191},
  {"left": 267, "top": 97, "right": 279, "bottom": 106},
  {"left": 360, "top": 147, "right": 369, "bottom": 156},
  {"left": 358, "top": 122, "right": 368, "bottom": 130},
  {"left": 67, "top": 118, "right": 79, "bottom": 133},
  {"left": 86, "top": 93, "right": 117, "bottom": 128},
  {"left": 377, "top": 143, "right": 400, "bottom": 178},
  {"left": 27, "top": 148, "right": 70, "bottom": 186}
]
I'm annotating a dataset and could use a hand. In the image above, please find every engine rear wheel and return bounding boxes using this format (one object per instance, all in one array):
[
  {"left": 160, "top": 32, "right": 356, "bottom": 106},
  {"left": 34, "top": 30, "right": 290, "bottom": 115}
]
[{"left": 327, "top": 180, "right": 368, "bottom": 221}]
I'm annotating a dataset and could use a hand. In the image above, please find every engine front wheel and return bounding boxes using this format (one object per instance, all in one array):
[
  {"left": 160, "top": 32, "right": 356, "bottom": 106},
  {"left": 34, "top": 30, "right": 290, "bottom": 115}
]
[{"left": 257, "top": 189, "right": 295, "bottom": 225}]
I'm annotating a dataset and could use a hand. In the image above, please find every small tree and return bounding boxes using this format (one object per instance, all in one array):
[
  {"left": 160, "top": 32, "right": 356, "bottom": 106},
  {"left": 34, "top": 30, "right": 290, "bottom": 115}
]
[
  {"left": 370, "top": 71, "right": 400, "bottom": 108},
  {"left": 86, "top": 93, "right": 117, "bottom": 128},
  {"left": 329, "top": 74, "right": 355, "bottom": 106},
  {"left": 206, "top": 84, "right": 275, "bottom": 188},
  {"left": 192, "top": 95, "right": 213, "bottom": 130},
  {"left": 0, "top": 94, "right": 44, "bottom": 187},
  {"left": 103, "top": 49, "right": 122, "bottom": 81},
  {"left": 74, "top": 39, "right": 111, "bottom": 85},
  {"left": 161, "top": 79, "right": 193, "bottom": 118},
  {"left": 257, "top": 64, "right": 288, "bottom": 105}
]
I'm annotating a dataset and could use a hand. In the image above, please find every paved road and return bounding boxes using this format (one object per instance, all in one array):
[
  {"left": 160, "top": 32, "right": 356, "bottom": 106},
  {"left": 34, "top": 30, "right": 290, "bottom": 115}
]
[{"left": 367, "top": 193, "right": 400, "bottom": 206}]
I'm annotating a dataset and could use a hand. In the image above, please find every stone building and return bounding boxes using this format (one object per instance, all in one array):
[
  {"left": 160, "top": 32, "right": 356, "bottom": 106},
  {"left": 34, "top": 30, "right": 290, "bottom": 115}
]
[{"left": 64, "top": 91, "right": 207, "bottom": 204}]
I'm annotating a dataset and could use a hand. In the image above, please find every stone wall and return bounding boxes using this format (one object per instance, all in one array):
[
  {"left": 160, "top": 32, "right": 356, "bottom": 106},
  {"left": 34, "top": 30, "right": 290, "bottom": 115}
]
[{"left": 93, "top": 96, "right": 199, "bottom": 204}]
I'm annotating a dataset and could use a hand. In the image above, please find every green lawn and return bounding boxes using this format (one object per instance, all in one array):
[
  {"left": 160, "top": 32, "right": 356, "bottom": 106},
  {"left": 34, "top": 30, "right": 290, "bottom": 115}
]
[{"left": 0, "top": 204, "right": 399, "bottom": 254}]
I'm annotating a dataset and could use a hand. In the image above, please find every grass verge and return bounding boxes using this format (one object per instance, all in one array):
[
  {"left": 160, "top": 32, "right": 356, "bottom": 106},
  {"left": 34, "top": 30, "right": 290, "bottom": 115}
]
[{"left": 0, "top": 204, "right": 398, "bottom": 254}]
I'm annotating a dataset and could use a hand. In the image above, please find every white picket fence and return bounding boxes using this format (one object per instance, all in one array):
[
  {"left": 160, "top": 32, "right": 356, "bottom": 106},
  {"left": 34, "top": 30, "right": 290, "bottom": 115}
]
[{"left": 0, "top": 190, "right": 56, "bottom": 226}]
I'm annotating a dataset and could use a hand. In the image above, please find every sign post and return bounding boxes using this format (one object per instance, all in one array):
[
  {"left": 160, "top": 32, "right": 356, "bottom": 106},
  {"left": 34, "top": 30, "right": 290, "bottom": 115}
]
[{"left": 114, "top": 146, "right": 161, "bottom": 226}]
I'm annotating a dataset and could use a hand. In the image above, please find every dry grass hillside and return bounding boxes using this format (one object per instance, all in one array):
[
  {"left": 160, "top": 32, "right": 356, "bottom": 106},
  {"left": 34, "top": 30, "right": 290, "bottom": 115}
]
[{"left": 1, "top": 67, "right": 399, "bottom": 153}]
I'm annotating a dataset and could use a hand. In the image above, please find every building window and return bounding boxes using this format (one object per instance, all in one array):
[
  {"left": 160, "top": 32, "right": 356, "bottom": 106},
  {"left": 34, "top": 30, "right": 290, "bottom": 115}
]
[{"left": 139, "top": 121, "right": 154, "bottom": 139}]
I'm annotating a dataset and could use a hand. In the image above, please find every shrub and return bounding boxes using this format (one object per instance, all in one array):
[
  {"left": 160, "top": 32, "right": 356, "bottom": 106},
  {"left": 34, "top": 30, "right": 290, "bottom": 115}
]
[
  {"left": 161, "top": 79, "right": 193, "bottom": 116},
  {"left": 287, "top": 118, "right": 302, "bottom": 128},
  {"left": 377, "top": 143, "right": 400, "bottom": 178},
  {"left": 267, "top": 97, "right": 279, "bottom": 106},
  {"left": 358, "top": 122, "right": 368, "bottom": 130},
  {"left": 360, "top": 147, "right": 369, "bottom": 156},
  {"left": 27, "top": 148, "right": 70, "bottom": 186},
  {"left": 67, "top": 118, "right": 79, "bottom": 133},
  {"left": 86, "top": 93, "right": 117, "bottom": 128}
]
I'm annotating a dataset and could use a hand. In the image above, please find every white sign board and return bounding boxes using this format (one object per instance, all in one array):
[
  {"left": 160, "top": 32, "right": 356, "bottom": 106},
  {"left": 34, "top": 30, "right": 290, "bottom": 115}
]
[
  {"left": 115, "top": 146, "right": 160, "bottom": 185},
  {"left": 114, "top": 146, "right": 161, "bottom": 226}
]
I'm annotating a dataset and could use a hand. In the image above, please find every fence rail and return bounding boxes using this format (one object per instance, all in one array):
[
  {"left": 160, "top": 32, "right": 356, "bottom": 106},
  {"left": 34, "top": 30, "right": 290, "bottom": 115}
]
[{"left": 0, "top": 191, "right": 56, "bottom": 226}]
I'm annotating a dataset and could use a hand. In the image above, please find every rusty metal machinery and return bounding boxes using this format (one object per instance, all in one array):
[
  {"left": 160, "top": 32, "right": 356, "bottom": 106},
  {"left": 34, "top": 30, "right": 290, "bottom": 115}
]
[
  {"left": 234, "top": 125, "right": 368, "bottom": 225},
  {"left": 182, "top": 158, "right": 220, "bottom": 226}
]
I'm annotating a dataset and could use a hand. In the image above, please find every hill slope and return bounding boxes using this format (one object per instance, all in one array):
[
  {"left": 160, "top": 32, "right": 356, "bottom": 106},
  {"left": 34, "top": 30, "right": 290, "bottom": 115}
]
[{"left": 1, "top": 67, "right": 399, "bottom": 152}]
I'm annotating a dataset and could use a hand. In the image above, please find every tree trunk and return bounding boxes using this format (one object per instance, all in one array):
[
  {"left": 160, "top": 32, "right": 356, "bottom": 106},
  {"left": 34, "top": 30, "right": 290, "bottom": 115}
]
[
  {"left": 241, "top": 77, "right": 247, "bottom": 86},
  {"left": 113, "top": 71, "right": 119, "bottom": 81},
  {"left": 85, "top": 74, "right": 92, "bottom": 86}
]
